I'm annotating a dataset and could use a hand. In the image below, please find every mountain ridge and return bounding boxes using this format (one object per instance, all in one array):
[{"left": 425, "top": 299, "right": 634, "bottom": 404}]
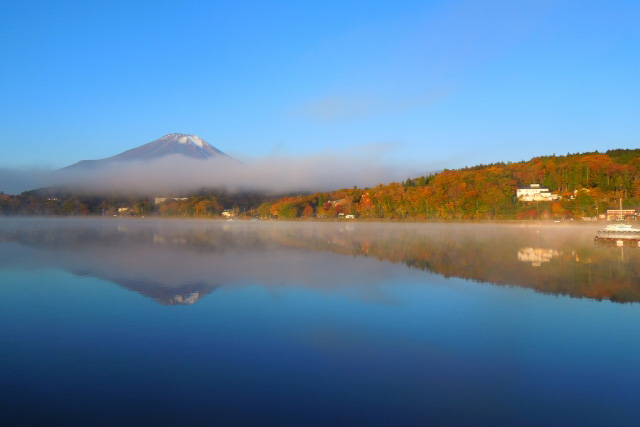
[{"left": 61, "top": 133, "right": 232, "bottom": 170}]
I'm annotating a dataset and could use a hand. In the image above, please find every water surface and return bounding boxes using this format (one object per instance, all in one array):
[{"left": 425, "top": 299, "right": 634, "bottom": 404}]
[{"left": 1, "top": 218, "right": 640, "bottom": 425}]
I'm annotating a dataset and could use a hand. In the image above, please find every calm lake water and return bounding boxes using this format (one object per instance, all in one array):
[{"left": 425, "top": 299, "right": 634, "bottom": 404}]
[{"left": 2, "top": 218, "right": 640, "bottom": 426}]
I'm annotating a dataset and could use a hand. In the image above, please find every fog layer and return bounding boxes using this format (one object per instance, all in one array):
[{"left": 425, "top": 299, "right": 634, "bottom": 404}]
[
  {"left": 1, "top": 218, "right": 638, "bottom": 305},
  {"left": 2, "top": 150, "right": 425, "bottom": 194}
]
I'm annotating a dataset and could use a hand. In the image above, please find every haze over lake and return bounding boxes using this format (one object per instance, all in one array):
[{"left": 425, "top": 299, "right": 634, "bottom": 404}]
[{"left": 2, "top": 218, "right": 640, "bottom": 425}]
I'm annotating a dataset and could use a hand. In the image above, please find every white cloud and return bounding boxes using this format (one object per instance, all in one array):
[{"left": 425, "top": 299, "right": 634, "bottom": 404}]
[{"left": 291, "top": 89, "right": 449, "bottom": 123}]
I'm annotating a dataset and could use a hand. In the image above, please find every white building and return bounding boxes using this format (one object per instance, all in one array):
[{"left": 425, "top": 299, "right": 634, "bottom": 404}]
[
  {"left": 606, "top": 209, "right": 636, "bottom": 221},
  {"left": 516, "top": 184, "right": 559, "bottom": 201}
]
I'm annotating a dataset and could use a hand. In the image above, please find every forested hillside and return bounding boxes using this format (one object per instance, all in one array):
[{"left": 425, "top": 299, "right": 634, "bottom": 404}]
[{"left": 260, "top": 149, "right": 640, "bottom": 220}]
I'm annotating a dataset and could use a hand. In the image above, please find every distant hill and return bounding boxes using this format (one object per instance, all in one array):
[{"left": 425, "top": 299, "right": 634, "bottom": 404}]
[
  {"left": 61, "top": 133, "right": 234, "bottom": 170},
  {"left": 260, "top": 149, "right": 640, "bottom": 220}
]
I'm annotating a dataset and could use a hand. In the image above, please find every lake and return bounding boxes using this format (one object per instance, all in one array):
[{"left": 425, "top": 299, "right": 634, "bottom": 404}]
[{"left": 1, "top": 218, "right": 640, "bottom": 426}]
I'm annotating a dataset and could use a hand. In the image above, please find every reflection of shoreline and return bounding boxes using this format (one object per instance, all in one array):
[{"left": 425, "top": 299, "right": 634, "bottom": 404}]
[
  {"left": 1, "top": 219, "right": 639, "bottom": 304},
  {"left": 518, "top": 248, "right": 560, "bottom": 267}
]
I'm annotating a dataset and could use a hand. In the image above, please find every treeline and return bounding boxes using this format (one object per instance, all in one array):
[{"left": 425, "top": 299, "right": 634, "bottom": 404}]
[
  {"left": 259, "top": 149, "right": 640, "bottom": 220},
  {"left": 0, "top": 188, "right": 273, "bottom": 218}
]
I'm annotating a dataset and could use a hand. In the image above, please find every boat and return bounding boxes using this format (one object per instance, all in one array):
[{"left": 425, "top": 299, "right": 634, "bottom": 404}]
[{"left": 604, "top": 223, "right": 635, "bottom": 231}]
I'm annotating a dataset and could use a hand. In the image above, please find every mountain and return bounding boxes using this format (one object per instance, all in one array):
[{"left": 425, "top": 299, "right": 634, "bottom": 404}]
[{"left": 62, "top": 133, "right": 231, "bottom": 170}]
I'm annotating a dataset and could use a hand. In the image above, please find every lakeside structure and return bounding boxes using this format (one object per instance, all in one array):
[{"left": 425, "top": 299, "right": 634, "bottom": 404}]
[
  {"left": 516, "top": 184, "right": 560, "bottom": 202},
  {"left": 606, "top": 209, "right": 637, "bottom": 221},
  {"left": 595, "top": 223, "right": 640, "bottom": 246}
]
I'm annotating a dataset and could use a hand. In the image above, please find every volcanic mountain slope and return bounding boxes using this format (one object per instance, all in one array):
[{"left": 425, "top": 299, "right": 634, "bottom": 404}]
[{"left": 62, "top": 133, "right": 232, "bottom": 170}]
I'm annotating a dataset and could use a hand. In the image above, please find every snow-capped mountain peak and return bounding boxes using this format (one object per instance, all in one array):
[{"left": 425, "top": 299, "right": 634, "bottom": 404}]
[
  {"left": 161, "top": 133, "right": 208, "bottom": 148},
  {"left": 62, "top": 133, "right": 233, "bottom": 171},
  {"left": 177, "top": 135, "right": 206, "bottom": 148}
]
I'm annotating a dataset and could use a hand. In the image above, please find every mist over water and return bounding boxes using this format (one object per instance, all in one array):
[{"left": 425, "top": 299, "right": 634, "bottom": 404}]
[
  {"left": 2, "top": 218, "right": 640, "bottom": 425},
  {"left": 1, "top": 218, "right": 637, "bottom": 304}
]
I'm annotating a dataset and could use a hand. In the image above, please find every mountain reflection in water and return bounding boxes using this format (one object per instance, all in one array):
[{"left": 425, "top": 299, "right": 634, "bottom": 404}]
[{"left": 1, "top": 218, "right": 638, "bottom": 304}]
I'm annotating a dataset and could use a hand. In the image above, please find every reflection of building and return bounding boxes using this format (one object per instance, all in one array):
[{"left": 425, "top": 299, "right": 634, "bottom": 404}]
[
  {"left": 154, "top": 197, "right": 188, "bottom": 204},
  {"left": 517, "top": 184, "right": 559, "bottom": 201},
  {"left": 153, "top": 233, "right": 187, "bottom": 244},
  {"left": 606, "top": 209, "right": 636, "bottom": 221},
  {"left": 518, "top": 248, "right": 560, "bottom": 267}
]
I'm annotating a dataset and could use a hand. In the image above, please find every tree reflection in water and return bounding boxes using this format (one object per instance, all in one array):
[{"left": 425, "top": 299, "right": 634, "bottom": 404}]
[{"left": 1, "top": 218, "right": 638, "bottom": 304}]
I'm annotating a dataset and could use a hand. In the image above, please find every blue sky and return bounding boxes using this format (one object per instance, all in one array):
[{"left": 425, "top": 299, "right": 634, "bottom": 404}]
[{"left": 1, "top": 0, "right": 638, "bottom": 171}]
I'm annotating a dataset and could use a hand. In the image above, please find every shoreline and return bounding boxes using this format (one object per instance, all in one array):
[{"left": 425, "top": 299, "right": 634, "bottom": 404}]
[{"left": 0, "top": 215, "right": 610, "bottom": 227}]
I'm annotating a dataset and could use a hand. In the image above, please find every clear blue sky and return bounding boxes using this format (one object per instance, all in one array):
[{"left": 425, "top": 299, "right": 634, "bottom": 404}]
[{"left": 1, "top": 0, "right": 638, "bottom": 170}]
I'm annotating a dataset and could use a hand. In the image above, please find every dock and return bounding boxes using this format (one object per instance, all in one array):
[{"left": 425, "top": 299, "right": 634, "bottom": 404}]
[{"left": 595, "top": 230, "right": 640, "bottom": 247}]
